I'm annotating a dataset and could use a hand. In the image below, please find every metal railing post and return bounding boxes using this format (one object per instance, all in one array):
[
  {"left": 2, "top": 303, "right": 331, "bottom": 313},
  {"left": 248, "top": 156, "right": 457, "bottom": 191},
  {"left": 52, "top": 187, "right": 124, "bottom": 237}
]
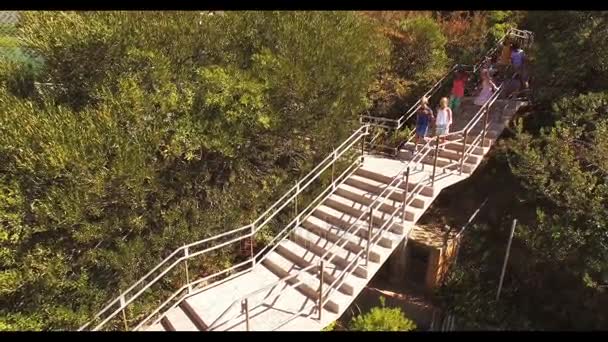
[
  {"left": 119, "top": 294, "right": 128, "bottom": 331},
  {"left": 361, "top": 131, "right": 365, "bottom": 163},
  {"left": 250, "top": 224, "right": 256, "bottom": 267},
  {"left": 318, "top": 260, "right": 324, "bottom": 321},
  {"left": 242, "top": 298, "right": 250, "bottom": 331},
  {"left": 184, "top": 247, "right": 191, "bottom": 293},
  {"left": 331, "top": 149, "right": 336, "bottom": 190},
  {"left": 295, "top": 181, "right": 299, "bottom": 217},
  {"left": 460, "top": 130, "right": 468, "bottom": 175},
  {"left": 366, "top": 207, "right": 373, "bottom": 266},
  {"left": 431, "top": 135, "right": 440, "bottom": 187},
  {"left": 402, "top": 167, "right": 410, "bottom": 229},
  {"left": 482, "top": 106, "right": 489, "bottom": 148}
]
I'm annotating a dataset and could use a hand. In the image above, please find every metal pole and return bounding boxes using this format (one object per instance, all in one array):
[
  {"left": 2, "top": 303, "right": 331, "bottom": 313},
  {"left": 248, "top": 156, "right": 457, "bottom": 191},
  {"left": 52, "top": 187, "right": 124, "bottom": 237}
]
[
  {"left": 496, "top": 219, "right": 517, "bottom": 301},
  {"left": 331, "top": 149, "right": 336, "bottom": 190},
  {"left": 432, "top": 135, "right": 440, "bottom": 187},
  {"left": 243, "top": 298, "right": 250, "bottom": 331},
  {"left": 361, "top": 130, "right": 366, "bottom": 163},
  {"left": 318, "top": 260, "right": 324, "bottom": 321},
  {"left": 119, "top": 295, "right": 128, "bottom": 331},
  {"left": 184, "top": 247, "right": 191, "bottom": 293},
  {"left": 481, "top": 106, "right": 489, "bottom": 148},
  {"left": 460, "top": 130, "right": 468, "bottom": 175},
  {"left": 402, "top": 167, "right": 410, "bottom": 226},
  {"left": 366, "top": 207, "right": 373, "bottom": 266},
  {"left": 250, "top": 224, "right": 256, "bottom": 267},
  {"left": 295, "top": 181, "right": 299, "bottom": 217}
]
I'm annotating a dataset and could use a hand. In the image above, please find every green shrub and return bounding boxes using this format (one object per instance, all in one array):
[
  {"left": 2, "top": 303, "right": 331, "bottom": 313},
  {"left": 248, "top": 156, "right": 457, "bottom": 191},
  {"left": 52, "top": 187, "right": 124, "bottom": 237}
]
[{"left": 349, "top": 297, "right": 417, "bottom": 331}]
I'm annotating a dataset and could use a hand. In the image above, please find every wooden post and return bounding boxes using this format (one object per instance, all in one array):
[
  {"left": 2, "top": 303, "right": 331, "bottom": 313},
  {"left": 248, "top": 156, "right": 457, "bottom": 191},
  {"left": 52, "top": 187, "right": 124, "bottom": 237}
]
[
  {"left": 366, "top": 207, "right": 373, "bottom": 266},
  {"left": 432, "top": 135, "right": 440, "bottom": 186},
  {"left": 496, "top": 219, "right": 517, "bottom": 301},
  {"left": 243, "top": 298, "right": 250, "bottom": 331},
  {"left": 318, "top": 260, "right": 324, "bottom": 321},
  {"left": 184, "top": 247, "right": 191, "bottom": 293}
]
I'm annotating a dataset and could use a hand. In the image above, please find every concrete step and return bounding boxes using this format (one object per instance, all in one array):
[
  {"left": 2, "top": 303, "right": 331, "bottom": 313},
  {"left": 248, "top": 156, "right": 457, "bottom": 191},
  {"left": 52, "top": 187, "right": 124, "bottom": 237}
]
[
  {"left": 262, "top": 251, "right": 349, "bottom": 314},
  {"left": 302, "top": 215, "right": 383, "bottom": 261},
  {"left": 307, "top": 211, "right": 399, "bottom": 250},
  {"left": 443, "top": 141, "right": 487, "bottom": 155},
  {"left": 145, "top": 322, "right": 167, "bottom": 331},
  {"left": 275, "top": 238, "right": 356, "bottom": 295},
  {"left": 354, "top": 168, "right": 435, "bottom": 197},
  {"left": 336, "top": 182, "right": 426, "bottom": 209},
  {"left": 325, "top": 193, "right": 415, "bottom": 230},
  {"left": 276, "top": 239, "right": 367, "bottom": 296},
  {"left": 446, "top": 134, "right": 493, "bottom": 147},
  {"left": 398, "top": 142, "right": 481, "bottom": 164},
  {"left": 347, "top": 174, "right": 434, "bottom": 201},
  {"left": 398, "top": 149, "right": 477, "bottom": 174},
  {"left": 291, "top": 227, "right": 369, "bottom": 278},
  {"left": 161, "top": 305, "right": 200, "bottom": 331},
  {"left": 314, "top": 205, "right": 405, "bottom": 246}
]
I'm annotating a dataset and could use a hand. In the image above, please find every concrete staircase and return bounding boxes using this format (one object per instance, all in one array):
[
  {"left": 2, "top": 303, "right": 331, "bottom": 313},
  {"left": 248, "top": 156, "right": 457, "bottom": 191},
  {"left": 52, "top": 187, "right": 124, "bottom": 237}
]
[{"left": 143, "top": 96, "right": 525, "bottom": 331}]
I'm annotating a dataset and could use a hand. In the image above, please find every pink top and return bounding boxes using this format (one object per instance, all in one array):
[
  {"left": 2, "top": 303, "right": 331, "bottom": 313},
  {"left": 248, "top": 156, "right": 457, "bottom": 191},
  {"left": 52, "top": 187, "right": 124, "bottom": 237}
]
[{"left": 452, "top": 78, "right": 466, "bottom": 97}]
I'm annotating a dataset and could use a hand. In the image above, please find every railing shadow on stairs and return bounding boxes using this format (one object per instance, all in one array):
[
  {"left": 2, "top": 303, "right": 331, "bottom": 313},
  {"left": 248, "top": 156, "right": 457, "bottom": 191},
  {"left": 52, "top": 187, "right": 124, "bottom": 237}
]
[{"left": 79, "top": 27, "right": 533, "bottom": 331}]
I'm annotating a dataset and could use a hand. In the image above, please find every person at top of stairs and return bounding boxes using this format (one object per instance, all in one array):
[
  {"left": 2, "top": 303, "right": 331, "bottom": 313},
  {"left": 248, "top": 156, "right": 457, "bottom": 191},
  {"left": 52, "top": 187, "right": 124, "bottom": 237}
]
[
  {"left": 415, "top": 96, "right": 434, "bottom": 151},
  {"left": 497, "top": 35, "right": 512, "bottom": 76},
  {"left": 449, "top": 68, "right": 468, "bottom": 114},
  {"left": 435, "top": 97, "right": 453, "bottom": 144},
  {"left": 473, "top": 69, "right": 498, "bottom": 107}
]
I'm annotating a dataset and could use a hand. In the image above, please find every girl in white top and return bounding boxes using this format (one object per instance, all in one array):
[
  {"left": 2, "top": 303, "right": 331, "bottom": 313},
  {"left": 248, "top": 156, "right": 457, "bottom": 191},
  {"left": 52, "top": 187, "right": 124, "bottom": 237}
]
[
  {"left": 435, "top": 97, "right": 452, "bottom": 143},
  {"left": 474, "top": 69, "right": 498, "bottom": 106}
]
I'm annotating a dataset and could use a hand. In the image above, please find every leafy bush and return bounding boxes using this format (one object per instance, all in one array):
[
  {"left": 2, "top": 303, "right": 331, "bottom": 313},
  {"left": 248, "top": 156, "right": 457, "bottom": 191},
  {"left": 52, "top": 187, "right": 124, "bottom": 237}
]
[
  {"left": 0, "top": 11, "right": 388, "bottom": 330},
  {"left": 349, "top": 297, "right": 417, "bottom": 331}
]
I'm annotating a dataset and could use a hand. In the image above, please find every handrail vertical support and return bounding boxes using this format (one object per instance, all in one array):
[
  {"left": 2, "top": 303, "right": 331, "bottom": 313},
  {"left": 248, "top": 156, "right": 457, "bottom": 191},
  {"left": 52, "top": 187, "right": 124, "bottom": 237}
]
[
  {"left": 366, "top": 208, "right": 373, "bottom": 266},
  {"left": 184, "top": 247, "right": 191, "bottom": 293},
  {"left": 318, "top": 260, "right": 324, "bottom": 321},
  {"left": 460, "top": 130, "right": 468, "bottom": 175},
  {"left": 331, "top": 149, "right": 336, "bottom": 191},
  {"left": 482, "top": 106, "right": 489, "bottom": 148},
  {"left": 120, "top": 294, "right": 128, "bottom": 331},
  {"left": 361, "top": 131, "right": 365, "bottom": 163},
  {"left": 242, "top": 299, "right": 250, "bottom": 331},
  {"left": 295, "top": 181, "right": 299, "bottom": 217},
  {"left": 402, "top": 167, "right": 410, "bottom": 229},
  {"left": 250, "top": 224, "right": 256, "bottom": 267},
  {"left": 432, "top": 135, "right": 440, "bottom": 187}
]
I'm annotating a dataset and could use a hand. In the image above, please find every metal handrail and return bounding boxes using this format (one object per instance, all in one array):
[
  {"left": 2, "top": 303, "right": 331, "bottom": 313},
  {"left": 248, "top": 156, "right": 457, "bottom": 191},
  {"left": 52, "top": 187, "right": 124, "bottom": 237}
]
[
  {"left": 143, "top": 131, "right": 368, "bottom": 330},
  {"left": 83, "top": 25, "right": 531, "bottom": 332},
  {"left": 80, "top": 124, "right": 370, "bottom": 331},
  {"left": 236, "top": 66, "right": 519, "bottom": 330}
]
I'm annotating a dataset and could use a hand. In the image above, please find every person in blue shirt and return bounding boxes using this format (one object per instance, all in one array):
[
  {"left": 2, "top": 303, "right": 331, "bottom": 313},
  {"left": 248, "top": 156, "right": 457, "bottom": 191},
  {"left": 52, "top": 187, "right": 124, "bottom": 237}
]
[
  {"left": 510, "top": 42, "right": 525, "bottom": 76},
  {"left": 415, "top": 96, "right": 434, "bottom": 150}
]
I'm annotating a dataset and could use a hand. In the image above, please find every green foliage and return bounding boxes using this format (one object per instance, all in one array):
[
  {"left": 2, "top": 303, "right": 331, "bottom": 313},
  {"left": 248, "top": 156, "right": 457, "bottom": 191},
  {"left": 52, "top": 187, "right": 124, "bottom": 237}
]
[
  {"left": 439, "top": 13, "right": 608, "bottom": 330},
  {"left": 0, "top": 11, "right": 387, "bottom": 330},
  {"left": 524, "top": 11, "right": 608, "bottom": 103},
  {"left": 395, "top": 16, "right": 449, "bottom": 85},
  {"left": 322, "top": 320, "right": 337, "bottom": 331},
  {"left": 349, "top": 297, "right": 417, "bottom": 331},
  {"left": 367, "top": 14, "right": 448, "bottom": 118}
]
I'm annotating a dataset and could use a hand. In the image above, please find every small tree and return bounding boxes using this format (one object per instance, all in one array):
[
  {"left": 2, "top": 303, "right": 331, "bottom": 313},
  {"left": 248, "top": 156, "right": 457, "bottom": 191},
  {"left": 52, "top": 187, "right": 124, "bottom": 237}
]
[{"left": 349, "top": 297, "right": 417, "bottom": 331}]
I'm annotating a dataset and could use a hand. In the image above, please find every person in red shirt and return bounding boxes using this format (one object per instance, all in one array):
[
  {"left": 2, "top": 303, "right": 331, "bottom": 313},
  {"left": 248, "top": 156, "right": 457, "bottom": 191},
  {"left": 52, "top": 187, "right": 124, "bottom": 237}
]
[{"left": 449, "top": 69, "right": 468, "bottom": 114}]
